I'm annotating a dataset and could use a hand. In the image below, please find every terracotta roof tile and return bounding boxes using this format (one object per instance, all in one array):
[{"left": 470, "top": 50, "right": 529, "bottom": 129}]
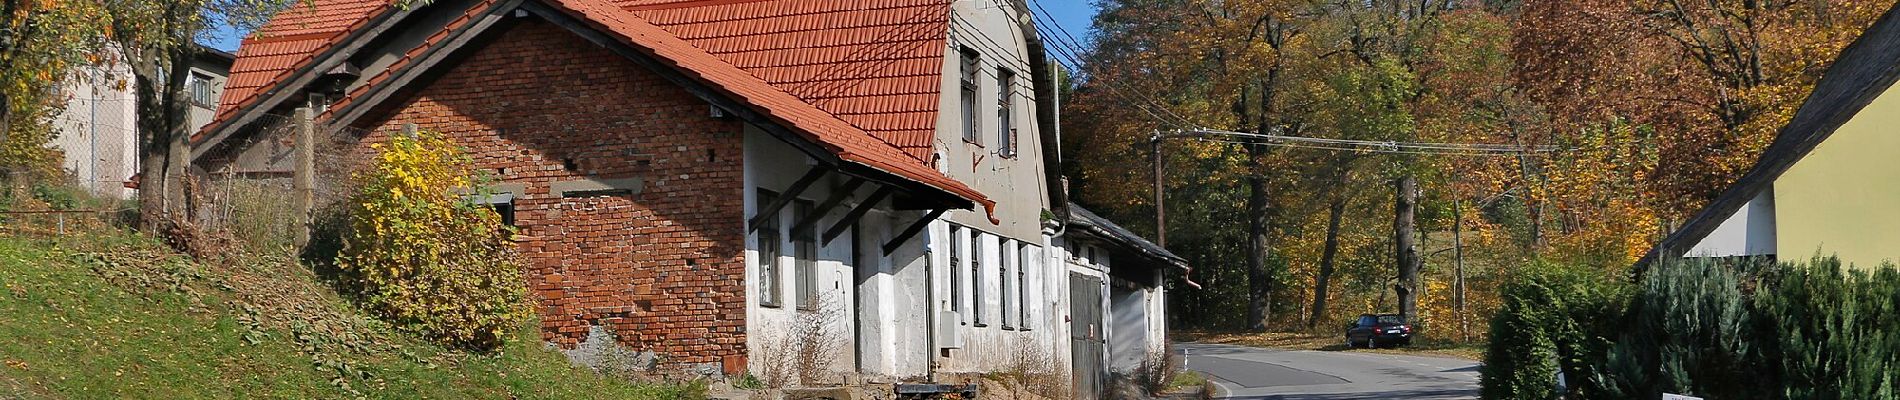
[
  {"left": 208, "top": 0, "right": 990, "bottom": 213},
  {"left": 209, "top": 0, "right": 389, "bottom": 132},
  {"left": 626, "top": 0, "right": 951, "bottom": 162}
]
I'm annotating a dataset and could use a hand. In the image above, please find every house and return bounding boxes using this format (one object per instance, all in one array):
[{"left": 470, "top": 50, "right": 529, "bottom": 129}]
[
  {"left": 1641, "top": 5, "right": 1900, "bottom": 270},
  {"left": 1056, "top": 205, "right": 1188, "bottom": 398},
  {"left": 49, "top": 46, "right": 234, "bottom": 198},
  {"left": 192, "top": 0, "right": 1185, "bottom": 396}
]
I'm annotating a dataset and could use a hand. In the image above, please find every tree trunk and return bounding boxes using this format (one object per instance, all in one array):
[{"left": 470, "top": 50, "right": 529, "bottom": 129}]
[
  {"left": 1394, "top": 176, "right": 1419, "bottom": 324},
  {"left": 135, "top": 56, "right": 169, "bottom": 230},
  {"left": 163, "top": 45, "right": 195, "bottom": 222},
  {"left": 1308, "top": 192, "right": 1346, "bottom": 330},
  {"left": 1246, "top": 159, "right": 1272, "bottom": 332},
  {"left": 0, "top": 92, "right": 11, "bottom": 149}
]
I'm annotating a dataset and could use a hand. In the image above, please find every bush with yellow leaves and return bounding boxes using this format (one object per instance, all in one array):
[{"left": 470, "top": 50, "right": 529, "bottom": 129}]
[{"left": 337, "top": 130, "right": 528, "bottom": 350}]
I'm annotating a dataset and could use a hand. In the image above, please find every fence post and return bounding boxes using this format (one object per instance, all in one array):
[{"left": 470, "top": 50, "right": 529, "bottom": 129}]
[{"left": 294, "top": 107, "right": 315, "bottom": 249}]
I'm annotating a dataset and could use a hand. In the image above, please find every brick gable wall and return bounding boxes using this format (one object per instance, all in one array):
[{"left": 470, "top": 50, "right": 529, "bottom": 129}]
[{"left": 353, "top": 19, "right": 748, "bottom": 372}]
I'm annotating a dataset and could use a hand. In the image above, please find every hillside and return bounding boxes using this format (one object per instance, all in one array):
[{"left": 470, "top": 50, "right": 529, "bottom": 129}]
[{"left": 0, "top": 231, "right": 702, "bottom": 399}]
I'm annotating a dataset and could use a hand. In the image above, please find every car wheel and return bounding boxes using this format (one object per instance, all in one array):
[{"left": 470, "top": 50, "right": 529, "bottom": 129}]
[{"left": 1368, "top": 337, "right": 1378, "bottom": 349}]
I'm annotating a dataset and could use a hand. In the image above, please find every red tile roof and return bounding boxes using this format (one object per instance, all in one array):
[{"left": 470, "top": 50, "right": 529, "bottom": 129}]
[
  {"left": 321, "top": 0, "right": 500, "bottom": 119},
  {"left": 623, "top": 0, "right": 952, "bottom": 162},
  {"left": 214, "top": 0, "right": 389, "bottom": 124},
  {"left": 206, "top": 0, "right": 991, "bottom": 212},
  {"left": 544, "top": 0, "right": 990, "bottom": 212}
]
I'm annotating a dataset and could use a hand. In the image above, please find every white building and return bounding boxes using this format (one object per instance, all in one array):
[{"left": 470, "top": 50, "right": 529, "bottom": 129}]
[
  {"left": 194, "top": 0, "right": 1186, "bottom": 398},
  {"left": 49, "top": 47, "right": 233, "bottom": 198}
]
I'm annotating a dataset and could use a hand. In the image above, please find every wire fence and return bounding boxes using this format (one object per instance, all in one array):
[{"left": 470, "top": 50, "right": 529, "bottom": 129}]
[
  {"left": 5, "top": 100, "right": 376, "bottom": 256},
  {"left": 192, "top": 111, "right": 375, "bottom": 253},
  {"left": 47, "top": 71, "right": 141, "bottom": 200},
  {"left": 1, "top": 70, "right": 141, "bottom": 237}
]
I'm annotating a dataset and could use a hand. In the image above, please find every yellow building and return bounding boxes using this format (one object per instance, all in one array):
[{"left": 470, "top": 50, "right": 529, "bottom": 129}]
[{"left": 1646, "top": 9, "right": 1900, "bottom": 270}]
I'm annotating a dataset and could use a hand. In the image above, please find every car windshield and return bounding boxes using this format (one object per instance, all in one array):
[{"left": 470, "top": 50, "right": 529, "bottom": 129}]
[
  {"left": 1378, "top": 315, "right": 1405, "bottom": 325},
  {"left": 1356, "top": 316, "right": 1377, "bottom": 326}
]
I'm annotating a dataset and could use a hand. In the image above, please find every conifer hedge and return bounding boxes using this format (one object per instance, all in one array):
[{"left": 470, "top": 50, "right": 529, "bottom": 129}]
[{"left": 1483, "top": 257, "right": 1900, "bottom": 399}]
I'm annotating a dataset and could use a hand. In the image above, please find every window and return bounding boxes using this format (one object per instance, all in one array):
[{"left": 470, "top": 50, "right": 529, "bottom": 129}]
[
  {"left": 996, "top": 68, "right": 1016, "bottom": 156},
  {"left": 949, "top": 225, "right": 963, "bottom": 315},
  {"left": 1018, "top": 245, "right": 1031, "bottom": 330},
  {"left": 467, "top": 191, "right": 517, "bottom": 227},
  {"left": 1001, "top": 240, "right": 1015, "bottom": 330},
  {"left": 757, "top": 190, "right": 783, "bottom": 308},
  {"left": 187, "top": 72, "right": 215, "bottom": 107},
  {"left": 794, "top": 199, "right": 819, "bottom": 310},
  {"left": 972, "top": 233, "right": 986, "bottom": 326},
  {"left": 960, "top": 47, "right": 981, "bottom": 145}
]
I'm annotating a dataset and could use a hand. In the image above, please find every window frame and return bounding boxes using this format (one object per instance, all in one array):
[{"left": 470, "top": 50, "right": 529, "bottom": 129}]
[
  {"left": 756, "top": 189, "right": 784, "bottom": 308},
  {"left": 959, "top": 47, "right": 982, "bottom": 146},
  {"left": 949, "top": 225, "right": 964, "bottom": 320},
  {"left": 972, "top": 232, "right": 987, "bottom": 327},
  {"left": 1001, "top": 240, "right": 1015, "bottom": 330},
  {"left": 187, "top": 72, "right": 215, "bottom": 108},
  {"left": 793, "top": 199, "right": 819, "bottom": 311},
  {"left": 1019, "top": 245, "right": 1032, "bottom": 331},
  {"left": 996, "top": 67, "right": 1016, "bottom": 157}
]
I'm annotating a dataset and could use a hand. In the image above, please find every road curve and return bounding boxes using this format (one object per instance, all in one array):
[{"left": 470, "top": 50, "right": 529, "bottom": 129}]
[{"left": 1178, "top": 342, "right": 1480, "bottom": 400}]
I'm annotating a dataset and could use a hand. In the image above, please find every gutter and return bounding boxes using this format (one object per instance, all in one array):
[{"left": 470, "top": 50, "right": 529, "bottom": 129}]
[{"left": 1022, "top": 10, "right": 1068, "bottom": 236}]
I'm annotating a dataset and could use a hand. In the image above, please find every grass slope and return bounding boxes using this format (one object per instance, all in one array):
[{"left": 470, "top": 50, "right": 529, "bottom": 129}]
[{"left": 0, "top": 232, "right": 701, "bottom": 399}]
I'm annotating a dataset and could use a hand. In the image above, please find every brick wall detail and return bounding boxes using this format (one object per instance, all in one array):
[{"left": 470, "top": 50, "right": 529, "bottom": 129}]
[{"left": 355, "top": 20, "right": 747, "bottom": 368}]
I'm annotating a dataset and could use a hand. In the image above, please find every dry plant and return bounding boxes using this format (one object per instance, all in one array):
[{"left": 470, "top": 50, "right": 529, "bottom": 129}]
[
  {"left": 1132, "top": 344, "right": 1183, "bottom": 396},
  {"left": 989, "top": 337, "right": 1069, "bottom": 400},
  {"left": 754, "top": 295, "right": 846, "bottom": 388},
  {"left": 198, "top": 175, "right": 299, "bottom": 253}
]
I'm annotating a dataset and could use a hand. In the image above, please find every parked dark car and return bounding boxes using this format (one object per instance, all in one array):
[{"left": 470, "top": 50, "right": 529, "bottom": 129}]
[{"left": 1345, "top": 313, "right": 1412, "bottom": 348}]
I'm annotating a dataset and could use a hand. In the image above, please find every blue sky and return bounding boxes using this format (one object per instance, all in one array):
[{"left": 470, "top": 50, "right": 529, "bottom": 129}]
[{"left": 207, "top": 1, "right": 1099, "bottom": 53}]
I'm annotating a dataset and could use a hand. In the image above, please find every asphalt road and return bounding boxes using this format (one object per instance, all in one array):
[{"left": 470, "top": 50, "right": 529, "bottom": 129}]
[{"left": 1178, "top": 342, "right": 1480, "bottom": 400}]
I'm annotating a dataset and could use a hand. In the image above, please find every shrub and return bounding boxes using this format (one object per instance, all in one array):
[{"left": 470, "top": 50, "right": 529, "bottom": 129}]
[
  {"left": 1753, "top": 258, "right": 1900, "bottom": 400},
  {"left": 1480, "top": 261, "right": 1628, "bottom": 399},
  {"left": 336, "top": 131, "right": 528, "bottom": 350},
  {"left": 1485, "top": 256, "right": 1900, "bottom": 400},
  {"left": 1600, "top": 257, "right": 1759, "bottom": 399}
]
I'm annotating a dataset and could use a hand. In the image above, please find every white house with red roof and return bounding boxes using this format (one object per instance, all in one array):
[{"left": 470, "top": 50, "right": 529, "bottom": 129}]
[{"left": 191, "top": 0, "right": 1184, "bottom": 396}]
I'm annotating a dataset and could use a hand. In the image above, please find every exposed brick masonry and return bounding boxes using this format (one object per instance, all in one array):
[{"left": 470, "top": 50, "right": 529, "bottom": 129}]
[{"left": 355, "top": 19, "right": 747, "bottom": 369}]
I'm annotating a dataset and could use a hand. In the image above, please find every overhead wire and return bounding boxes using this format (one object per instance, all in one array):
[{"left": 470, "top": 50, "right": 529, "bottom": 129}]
[
  {"left": 1190, "top": 137, "right": 1543, "bottom": 157},
  {"left": 1188, "top": 129, "right": 1561, "bottom": 154},
  {"left": 1005, "top": 1, "right": 1559, "bottom": 157},
  {"left": 1022, "top": 0, "right": 1199, "bottom": 129}
]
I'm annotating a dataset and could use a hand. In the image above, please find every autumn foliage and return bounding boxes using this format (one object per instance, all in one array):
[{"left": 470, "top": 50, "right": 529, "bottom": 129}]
[
  {"left": 337, "top": 131, "right": 529, "bottom": 350},
  {"left": 1065, "top": 0, "right": 1896, "bottom": 337}
]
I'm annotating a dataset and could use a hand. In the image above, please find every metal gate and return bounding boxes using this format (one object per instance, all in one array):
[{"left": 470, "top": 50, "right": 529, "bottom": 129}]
[{"left": 1070, "top": 273, "right": 1106, "bottom": 399}]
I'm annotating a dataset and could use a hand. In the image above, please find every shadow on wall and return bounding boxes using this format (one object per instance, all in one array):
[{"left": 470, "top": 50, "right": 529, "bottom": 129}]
[{"left": 348, "top": 19, "right": 750, "bottom": 369}]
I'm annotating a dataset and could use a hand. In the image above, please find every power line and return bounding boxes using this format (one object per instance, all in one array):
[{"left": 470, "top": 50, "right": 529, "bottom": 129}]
[
  {"left": 1025, "top": 1, "right": 1198, "bottom": 128},
  {"left": 1174, "top": 129, "right": 1563, "bottom": 157},
  {"left": 949, "top": 16, "right": 1034, "bottom": 72},
  {"left": 1191, "top": 137, "right": 1543, "bottom": 157}
]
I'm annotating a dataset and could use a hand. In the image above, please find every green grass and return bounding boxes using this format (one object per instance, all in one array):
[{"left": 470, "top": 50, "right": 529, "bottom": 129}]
[
  {"left": 1167, "top": 370, "right": 1209, "bottom": 390},
  {"left": 0, "top": 231, "right": 703, "bottom": 399}
]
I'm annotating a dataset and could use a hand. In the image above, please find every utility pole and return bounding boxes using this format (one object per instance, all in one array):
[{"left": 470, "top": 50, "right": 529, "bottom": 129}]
[
  {"left": 1453, "top": 198, "right": 1467, "bottom": 341},
  {"left": 1152, "top": 131, "right": 1166, "bottom": 247}
]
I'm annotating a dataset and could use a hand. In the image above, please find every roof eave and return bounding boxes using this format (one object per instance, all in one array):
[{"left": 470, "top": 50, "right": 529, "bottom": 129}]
[{"left": 1636, "top": 4, "right": 1900, "bottom": 275}]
